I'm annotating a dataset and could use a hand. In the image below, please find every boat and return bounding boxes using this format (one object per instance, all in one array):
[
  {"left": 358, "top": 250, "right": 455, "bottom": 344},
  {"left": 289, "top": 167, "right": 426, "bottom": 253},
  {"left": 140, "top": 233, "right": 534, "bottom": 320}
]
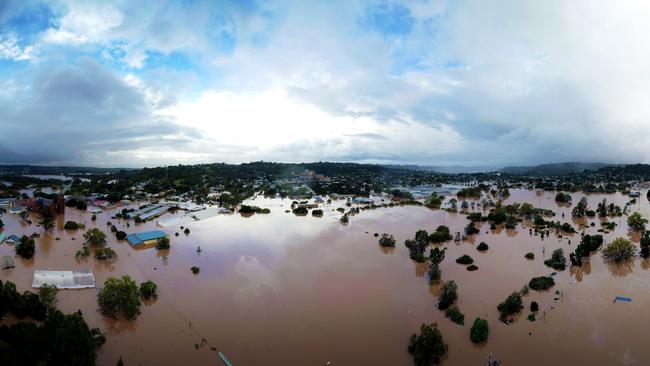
[{"left": 218, "top": 352, "right": 234, "bottom": 366}]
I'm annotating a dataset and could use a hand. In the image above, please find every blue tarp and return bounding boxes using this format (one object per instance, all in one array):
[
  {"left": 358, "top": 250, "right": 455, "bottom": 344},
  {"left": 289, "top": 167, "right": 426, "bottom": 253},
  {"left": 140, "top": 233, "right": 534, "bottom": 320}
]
[{"left": 614, "top": 296, "right": 632, "bottom": 303}]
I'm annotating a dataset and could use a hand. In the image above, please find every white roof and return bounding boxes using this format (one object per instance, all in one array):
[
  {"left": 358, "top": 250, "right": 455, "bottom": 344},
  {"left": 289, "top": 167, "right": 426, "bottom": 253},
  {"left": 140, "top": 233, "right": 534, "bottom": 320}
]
[{"left": 32, "top": 270, "right": 95, "bottom": 289}]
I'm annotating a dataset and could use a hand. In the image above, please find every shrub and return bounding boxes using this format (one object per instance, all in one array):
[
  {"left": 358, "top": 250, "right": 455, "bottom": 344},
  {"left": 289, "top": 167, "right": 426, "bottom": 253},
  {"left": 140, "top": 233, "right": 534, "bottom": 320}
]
[
  {"left": 191, "top": 266, "right": 200, "bottom": 274},
  {"left": 84, "top": 228, "right": 107, "bottom": 246},
  {"left": 408, "top": 323, "right": 448, "bottom": 366},
  {"left": 38, "top": 284, "right": 59, "bottom": 310},
  {"left": 525, "top": 252, "right": 535, "bottom": 260},
  {"left": 156, "top": 237, "right": 171, "bottom": 250},
  {"left": 555, "top": 192, "right": 572, "bottom": 203},
  {"left": 455, "top": 255, "right": 474, "bottom": 265},
  {"left": 560, "top": 222, "right": 575, "bottom": 233},
  {"left": 437, "top": 281, "right": 458, "bottom": 310},
  {"left": 530, "top": 301, "right": 539, "bottom": 312},
  {"left": 378, "top": 234, "right": 396, "bottom": 247},
  {"left": 94, "top": 247, "right": 117, "bottom": 261},
  {"left": 628, "top": 212, "right": 648, "bottom": 231},
  {"left": 477, "top": 242, "right": 489, "bottom": 251},
  {"left": 15, "top": 235, "right": 35, "bottom": 259},
  {"left": 466, "top": 264, "right": 478, "bottom": 271},
  {"left": 98, "top": 276, "right": 140, "bottom": 320},
  {"left": 429, "top": 225, "right": 452, "bottom": 243},
  {"left": 602, "top": 237, "right": 637, "bottom": 262},
  {"left": 64, "top": 221, "right": 79, "bottom": 230},
  {"left": 139, "top": 281, "right": 158, "bottom": 300},
  {"left": 544, "top": 248, "right": 566, "bottom": 270},
  {"left": 497, "top": 291, "right": 523, "bottom": 320},
  {"left": 464, "top": 222, "right": 480, "bottom": 235},
  {"left": 184, "top": 228, "right": 190, "bottom": 235},
  {"left": 469, "top": 317, "right": 489, "bottom": 343},
  {"left": 445, "top": 307, "right": 465, "bottom": 325},
  {"left": 311, "top": 209, "right": 323, "bottom": 217},
  {"left": 528, "top": 276, "right": 555, "bottom": 291},
  {"left": 116, "top": 231, "right": 127, "bottom": 240},
  {"left": 292, "top": 207, "right": 308, "bottom": 215}
]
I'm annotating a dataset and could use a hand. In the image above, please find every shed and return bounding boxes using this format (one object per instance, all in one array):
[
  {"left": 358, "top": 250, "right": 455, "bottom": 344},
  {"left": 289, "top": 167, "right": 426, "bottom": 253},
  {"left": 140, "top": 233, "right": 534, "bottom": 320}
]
[{"left": 127, "top": 230, "right": 168, "bottom": 246}]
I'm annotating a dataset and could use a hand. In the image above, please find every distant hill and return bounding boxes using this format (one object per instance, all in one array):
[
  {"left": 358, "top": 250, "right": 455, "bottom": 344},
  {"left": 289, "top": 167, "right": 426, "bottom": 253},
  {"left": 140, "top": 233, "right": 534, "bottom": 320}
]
[
  {"left": 501, "top": 162, "right": 612, "bottom": 176},
  {"left": 0, "top": 165, "right": 133, "bottom": 176},
  {"left": 383, "top": 164, "right": 497, "bottom": 174}
]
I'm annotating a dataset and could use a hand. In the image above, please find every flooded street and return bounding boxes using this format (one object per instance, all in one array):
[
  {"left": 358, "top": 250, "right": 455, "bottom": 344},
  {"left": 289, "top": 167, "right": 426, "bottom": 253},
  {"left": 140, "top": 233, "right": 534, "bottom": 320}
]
[{"left": 2, "top": 189, "right": 650, "bottom": 365}]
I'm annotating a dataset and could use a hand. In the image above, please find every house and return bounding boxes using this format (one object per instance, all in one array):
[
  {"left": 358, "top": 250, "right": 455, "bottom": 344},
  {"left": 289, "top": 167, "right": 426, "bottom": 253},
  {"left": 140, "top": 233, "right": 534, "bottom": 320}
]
[
  {"left": 0, "top": 198, "right": 13, "bottom": 208},
  {"left": 628, "top": 191, "right": 641, "bottom": 198},
  {"left": 126, "top": 230, "right": 169, "bottom": 247},
  {"left": 0, "top": 232, "right": 5, "bottom": 244}
]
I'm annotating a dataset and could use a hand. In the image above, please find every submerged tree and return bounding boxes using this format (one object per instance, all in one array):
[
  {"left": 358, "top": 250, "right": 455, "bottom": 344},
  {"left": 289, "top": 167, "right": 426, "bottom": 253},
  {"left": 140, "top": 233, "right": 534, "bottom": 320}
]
[
  {"left": 15, "top": 235, "right": 35, "bottom": 259},
  {"left": 97, "top": 276, "right": 141, "bottom": 320},
  {"left": 602, "top": 237, "right": 637, "bottom": 263},
  {"left": 38, "top": 206, "right": 55, "bottom": 232},
  {"left": 437, "top": 280, "right": 458, "bottom": 310},
  {"left": 627, "top": 212, "right": 648, "bottom": 232},
  {"left": 408, "top": 323, "right": 448, "bottom": 366},
  {"left": 470, "top": 317, "right": 489, "bottom": 343},
  {"left": 84, "top": 228, "right": 107, "bottom": 247}
]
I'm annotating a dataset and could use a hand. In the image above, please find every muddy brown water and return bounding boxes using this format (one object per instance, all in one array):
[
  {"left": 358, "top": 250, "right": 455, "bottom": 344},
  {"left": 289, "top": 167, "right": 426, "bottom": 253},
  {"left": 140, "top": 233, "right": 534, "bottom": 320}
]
[{"left": 1, "top": 189, "right": 650, "bottom": 365}]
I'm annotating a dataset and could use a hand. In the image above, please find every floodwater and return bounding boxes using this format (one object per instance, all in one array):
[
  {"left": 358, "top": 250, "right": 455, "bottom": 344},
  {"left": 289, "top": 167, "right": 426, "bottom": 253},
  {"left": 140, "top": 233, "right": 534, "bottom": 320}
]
[{"left": 1, "top": 189, "right": 650, "bottom": 365}]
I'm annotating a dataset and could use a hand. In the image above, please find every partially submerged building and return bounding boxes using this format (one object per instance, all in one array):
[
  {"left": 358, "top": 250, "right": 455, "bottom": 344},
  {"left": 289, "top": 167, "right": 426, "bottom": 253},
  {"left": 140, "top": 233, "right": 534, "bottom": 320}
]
[
  {"left": 126, "top": 230, "right": 169, "bottom": 247},
  {"left": 32, "top": 270, "right": 95, "bottom": 289}
]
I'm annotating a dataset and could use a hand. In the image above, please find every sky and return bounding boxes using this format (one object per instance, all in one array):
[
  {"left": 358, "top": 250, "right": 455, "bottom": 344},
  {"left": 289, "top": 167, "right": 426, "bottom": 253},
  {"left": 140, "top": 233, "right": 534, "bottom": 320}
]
[{"left": 1, "top": 0, "right": 650, "bottom": 168}]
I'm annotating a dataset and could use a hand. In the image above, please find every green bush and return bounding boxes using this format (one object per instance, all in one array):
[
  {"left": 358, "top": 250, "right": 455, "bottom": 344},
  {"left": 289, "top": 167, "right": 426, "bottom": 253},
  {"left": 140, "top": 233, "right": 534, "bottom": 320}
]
[
  {"left": 378, "top": 234, "right": 396, "bottom": 247},
  {"left": 544, "top": 248, "right": 566, "bottom": 270},
  {"left": 429, "top": 225, "right": 452, "bottom": 243},
  {"left": 94, "top": 247, "right": 117, "bottom": 261},
  {"left": 64, "top": 221, "right": 79, "bottom": 230},
  {"left": 497, "top": 291, "right": 523, "bottom": 320},
  {"left": 469, "top": 317, "right": 489, "bottom": 343},
  {"left": 116, "top": 231, "right": 127, "bottom": 240},
  {"left": 97, "top": 276, "right": 140, "bottom": 320},
  {"left": 525, "top": 252, "right": 535, "bottom": 260},
  {"left": 455, "top": 255, "right": 474, "bottom": 265},
  {"left": 191, "top": 266, "right": 200, "bottom": 274},
  {"left": 445, "top": 307, "right": 465, "bottom": 325},
  {"left": 602, "top": 237, "right": 637, "bottom": 262},
  {"left": 408, "top": 323, "right": 448, "bottom": 366},
  {"left": 139, "top": 281, "right": 158, "bottom": 300},
  {"left": 156, "top": 237, "right": 170, "bottom": 250},
  {"left": 528, "top": 276, "right": 555, "bottom": 291},
  {"left": 476, "top": 242, "right": 489, "bottom": 251},
  {"left": 466, "top": 264, "right": 478, "bottom": 271},
  {"left": 437, "top": 281, "right": 458, "bottom": 310},
  {"left": 15, "top": 235, "right": 35, "bottom": 259},
  {"left": 464, "top": 222, "right": 480, "bottom": 235}
]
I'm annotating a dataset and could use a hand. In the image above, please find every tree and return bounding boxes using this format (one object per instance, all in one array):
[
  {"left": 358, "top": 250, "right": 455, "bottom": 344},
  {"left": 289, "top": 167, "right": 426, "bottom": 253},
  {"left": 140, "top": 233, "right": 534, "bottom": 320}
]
[
  {"left": 64, "top": 221, "right": 80, "bottom": 230},
  {"left": 94, "top": 247, "right": 117, "bottom": 261},
  {"left": 528, "top": 276, "right": 555, "bottom": 291},
  {"left": 445, "top": 307, "right": 465, "bottom": 325},
  {"left": 455, "top": 255, "right": 474, "bottom": 265},
  {"left": 571, "top": 197, "right": 588, "bottom": 217},
  {"left": 38, "top": 206, "right": 55, "bottom": 232},
  {"left": 497, "top": 291, "right": 523, "bottom": 320},
  {"left": 84, "top": 228, "right": 107, "bottom": 246},
  {"left": 408, "top": 323, "right": 448, "bottom": 366},
  {"left": 38, "top": 284, "right": 59, "bottom": 310},
  {"left": 470, "top": 317, "right": 489, "bottom": 343},
  {"left": 640, "top": 231, "right": 650, "bottom": 258},
  {"left": 544, "top": 248, "right": 566, "bottom": 270},
  {"left": 15, "top": 235, "right": 35, "bottom": 259},
  {"left": 429, "top": 226, "right": 452, "bottom": 243},
  {"left": 555, "top": 192, "right": 572, "bottom": 203},
  {"left": 139, "top": 280, "right": 158, "bottom": 300},
  {"left": 156, "top": 237, "right": 171, "bottom": 250},
  {"left": 464, "top": 222, "right": 479, "bottom": 235},
  {"left": 97, "top": 276, "right": 141, "bottom": 320},
  {"left": 627, "top": 212, "right": 648, "bottom": 231},
  {"left": 602, "top": 237, "right": 637, "bottom": 262},
  {"left": 378, "top": 234, "right": 396, "bottom": 247},
  {"left": 437, "top": 280, "right": 458, "bottom": 310}
]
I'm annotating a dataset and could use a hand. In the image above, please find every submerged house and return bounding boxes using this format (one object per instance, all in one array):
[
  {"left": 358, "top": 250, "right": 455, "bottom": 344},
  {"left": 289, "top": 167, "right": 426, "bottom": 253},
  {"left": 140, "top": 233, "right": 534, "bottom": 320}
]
[{"left": 126, "top": 230, "right": 168, "bottom": 247}]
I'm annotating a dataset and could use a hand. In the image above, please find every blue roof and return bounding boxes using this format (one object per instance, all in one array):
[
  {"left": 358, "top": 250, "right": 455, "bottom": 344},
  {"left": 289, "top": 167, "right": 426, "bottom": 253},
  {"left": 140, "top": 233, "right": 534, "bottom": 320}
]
[{"left": 126, "top": 230, "right": 168, "bottom": 246}]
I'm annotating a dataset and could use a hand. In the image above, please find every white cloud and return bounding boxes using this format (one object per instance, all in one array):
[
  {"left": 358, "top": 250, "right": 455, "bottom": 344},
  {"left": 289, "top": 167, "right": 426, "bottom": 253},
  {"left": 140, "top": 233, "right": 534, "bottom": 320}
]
[{"left": 0, "top": 34, "right": 34, "bottom": 61}]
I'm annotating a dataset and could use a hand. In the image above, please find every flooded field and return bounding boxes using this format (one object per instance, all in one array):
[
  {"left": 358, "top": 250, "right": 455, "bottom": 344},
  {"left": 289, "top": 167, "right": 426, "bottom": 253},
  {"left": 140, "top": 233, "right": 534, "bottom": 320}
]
[{"left": 2, "top": 189, "right": 650, "bottom": 365}]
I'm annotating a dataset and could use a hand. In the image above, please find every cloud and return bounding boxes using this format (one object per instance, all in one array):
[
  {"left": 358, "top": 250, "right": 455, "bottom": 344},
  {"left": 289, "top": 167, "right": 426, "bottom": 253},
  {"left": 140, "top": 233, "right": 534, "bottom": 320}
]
[
  {"left": 0, "top": 58, "right": 201, "bottom": 166},
  {"left": 3, "top": 0, "right": 650, "bottom": 167}
]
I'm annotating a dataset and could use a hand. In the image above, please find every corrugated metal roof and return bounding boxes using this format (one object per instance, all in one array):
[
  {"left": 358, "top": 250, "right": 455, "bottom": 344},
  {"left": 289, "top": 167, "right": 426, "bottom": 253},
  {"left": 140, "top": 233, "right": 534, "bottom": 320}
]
[
  {"left": 32, "top": 270, "right": 95, "bottom": 289},
  {"left": 127, "top": 230, "right": 168, "bottom": 246}
]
